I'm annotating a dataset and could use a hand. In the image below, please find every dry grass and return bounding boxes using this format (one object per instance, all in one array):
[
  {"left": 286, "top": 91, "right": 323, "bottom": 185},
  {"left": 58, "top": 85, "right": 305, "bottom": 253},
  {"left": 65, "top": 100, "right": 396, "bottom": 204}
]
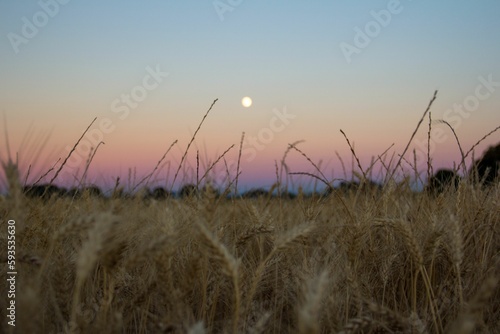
[
  {"left": 0, "top": 169, "right": 498, "bottom": 333},
  {"left": 1, "top": 98, "right": 499, "bottom": 333}
]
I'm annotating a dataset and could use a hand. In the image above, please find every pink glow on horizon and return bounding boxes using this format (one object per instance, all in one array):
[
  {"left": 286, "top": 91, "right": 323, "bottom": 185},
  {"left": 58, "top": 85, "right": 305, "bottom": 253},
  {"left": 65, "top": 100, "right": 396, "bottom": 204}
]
[{"left": 2, "top": 109, "right": 498, "bottom": 193}]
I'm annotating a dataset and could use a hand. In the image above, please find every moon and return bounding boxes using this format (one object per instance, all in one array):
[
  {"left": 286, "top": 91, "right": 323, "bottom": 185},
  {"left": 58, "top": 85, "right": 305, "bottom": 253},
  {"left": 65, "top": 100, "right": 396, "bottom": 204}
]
[{"left": 241, "top": 96, "right": 252, "bottom": 108}]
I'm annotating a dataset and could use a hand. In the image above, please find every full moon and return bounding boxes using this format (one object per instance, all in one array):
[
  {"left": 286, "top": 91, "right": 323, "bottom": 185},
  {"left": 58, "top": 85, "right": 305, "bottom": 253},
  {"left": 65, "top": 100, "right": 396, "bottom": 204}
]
[{"left": 241, "top": 96, "right": 252, "bottom": 108}]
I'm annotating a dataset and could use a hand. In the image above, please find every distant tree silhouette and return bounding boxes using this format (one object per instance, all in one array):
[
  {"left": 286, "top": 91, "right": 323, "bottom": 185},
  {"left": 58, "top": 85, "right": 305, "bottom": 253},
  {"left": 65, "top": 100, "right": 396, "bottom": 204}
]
[
  {"left": 23, "top": 184, "right": 66, "bottom": 199},
  {"left": 238, "top": 188, "right": 297, "bottom": 199},
  {"left": 427, "top": 169, "right": 460, "bottom": 194},
  {"left": 241, "top": 188, "right": 269, "bottom": 199},
  {"left": 471, "top": 143, "right": 500, "bottom": 186},
  {"left": 332, "top": 179, "right": 382, "bottom": 194},
  {"left": 148, "top": 187, "right": 172, "bottom": 200},
  {"left": 277, "top": 191, "right": 297, "bottom": 199},
  {"left": 337, "top": 181, "right": 360, "bottom": 192},
  {"left": 178, "top": 184, "right": 198, "bottom": 198}
]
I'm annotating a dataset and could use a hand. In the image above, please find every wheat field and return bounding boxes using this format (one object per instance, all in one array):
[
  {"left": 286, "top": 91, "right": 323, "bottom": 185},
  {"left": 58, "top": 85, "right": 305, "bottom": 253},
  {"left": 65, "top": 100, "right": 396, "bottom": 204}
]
[{"left": 1, "top": 159, "right": 499, "bottom": 333}]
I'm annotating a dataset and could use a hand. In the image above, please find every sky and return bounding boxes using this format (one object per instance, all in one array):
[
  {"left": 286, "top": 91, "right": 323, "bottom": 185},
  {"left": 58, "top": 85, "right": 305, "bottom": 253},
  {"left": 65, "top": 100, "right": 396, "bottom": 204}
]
[{"left": 1, "top": 0, "right": 500, "bottom": 193}]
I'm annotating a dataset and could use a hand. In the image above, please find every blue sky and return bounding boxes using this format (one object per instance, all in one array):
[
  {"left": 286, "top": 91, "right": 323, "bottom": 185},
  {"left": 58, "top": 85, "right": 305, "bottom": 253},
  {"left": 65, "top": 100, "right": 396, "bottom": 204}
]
[{"left": 1, "top": 1, "right": 499, "bottom": 191}]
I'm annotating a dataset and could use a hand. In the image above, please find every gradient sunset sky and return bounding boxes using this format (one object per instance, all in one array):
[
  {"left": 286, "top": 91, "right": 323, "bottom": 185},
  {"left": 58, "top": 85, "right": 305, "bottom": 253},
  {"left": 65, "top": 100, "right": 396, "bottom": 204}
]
[{"left": 1, "top": 1, "right": 500, "bottom": 193}]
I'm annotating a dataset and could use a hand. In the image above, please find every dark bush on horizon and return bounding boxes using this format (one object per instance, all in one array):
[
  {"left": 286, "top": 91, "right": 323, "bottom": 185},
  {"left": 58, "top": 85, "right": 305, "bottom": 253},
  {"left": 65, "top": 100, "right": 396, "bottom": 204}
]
[
  {"left": 146, "top": 187, "right": 172, "bottom": 200},
  {"left": 471, "top": 143, "right": 500, "bottom": 186},
  {"left": 277, "top": 191, "right": 297, "bottom": 199},
  {"left": 427, "top": 169, "right": 460, "bottom": 194},
  {"left": 178, "top": 184, "right": 198, "bottom": 198},
  {"left": 239, "top": 188, "right": 297, "bottom": 199},
  {"left": 323, "top": 180, "right": 381, "bottom": 195},
  {"left": 240, "top": 188, "right": 270, "bottom": 199},
  {"left": 23, "top": 184, "right": 67, "bottom": 199}
]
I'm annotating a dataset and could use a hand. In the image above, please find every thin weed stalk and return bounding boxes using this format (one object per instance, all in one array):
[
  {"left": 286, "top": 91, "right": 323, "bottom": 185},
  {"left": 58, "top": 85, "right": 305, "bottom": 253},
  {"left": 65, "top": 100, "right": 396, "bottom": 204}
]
[
  {"left": 388, "top": 90, "right": 438, "bottom": 181},
  {"left": 170, "top": 99, "right": 218, "bottom": 191},
  {"left": 50, "top": 117, "right": 97, "bottom": 185}
]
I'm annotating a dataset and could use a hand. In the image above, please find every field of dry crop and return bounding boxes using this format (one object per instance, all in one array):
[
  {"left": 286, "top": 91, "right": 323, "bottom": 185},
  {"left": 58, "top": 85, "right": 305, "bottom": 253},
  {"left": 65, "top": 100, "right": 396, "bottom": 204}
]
[{"left": 1, "top": 163, "right": 499, "bottom": 333}]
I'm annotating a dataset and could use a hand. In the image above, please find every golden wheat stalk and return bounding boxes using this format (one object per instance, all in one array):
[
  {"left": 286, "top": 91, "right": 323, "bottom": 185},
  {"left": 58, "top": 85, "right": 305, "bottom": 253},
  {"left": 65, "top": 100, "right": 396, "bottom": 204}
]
[{"left": 197, "top": 220, "right": 241, "bottom": 333}]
